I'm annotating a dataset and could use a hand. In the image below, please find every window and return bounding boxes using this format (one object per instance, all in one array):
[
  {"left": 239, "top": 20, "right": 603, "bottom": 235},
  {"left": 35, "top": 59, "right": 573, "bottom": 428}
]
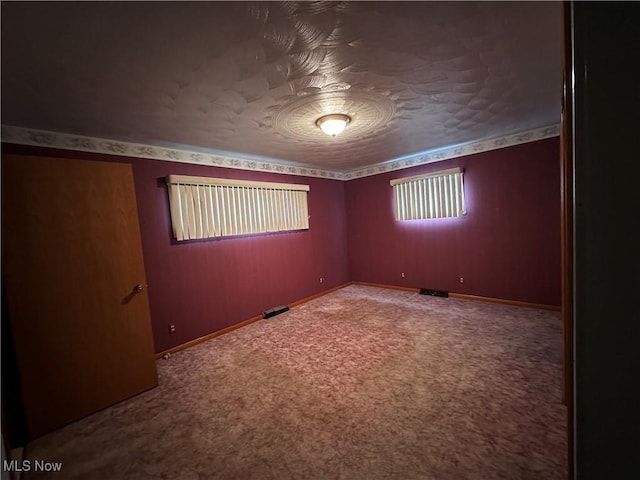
[
  {"left": 166, "top": 175, "right": 309, "bottom": 241},
  {"left": 390, "top": 167, "right": 466, "bottom": 220}
]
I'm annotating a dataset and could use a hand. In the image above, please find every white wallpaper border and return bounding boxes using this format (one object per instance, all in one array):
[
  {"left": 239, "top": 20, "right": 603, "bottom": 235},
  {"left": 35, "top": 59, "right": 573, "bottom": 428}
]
[
  {"left": 0, "top": 126, "right": 341, "bottom": 181},
  {"left": 1, "top": 124, "right": 559, "bottom": 181},
  {"left": 342, "top": 124, "right": 560, "bottom": 180}
]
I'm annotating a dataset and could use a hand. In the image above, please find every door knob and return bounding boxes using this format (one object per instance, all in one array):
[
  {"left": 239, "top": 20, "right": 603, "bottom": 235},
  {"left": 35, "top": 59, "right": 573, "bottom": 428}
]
[{"left": 133, "top": 284, "right": 145, "bottom": 294}]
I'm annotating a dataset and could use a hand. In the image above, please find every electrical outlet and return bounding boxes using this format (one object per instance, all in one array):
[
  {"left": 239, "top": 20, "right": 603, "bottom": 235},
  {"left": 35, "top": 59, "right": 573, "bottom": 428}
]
[
  {"left": 168, "top": 324, "right": 176, "bottom": 334},
  {"left": 459, "top": 277, "right": 464, "bottom": 283},
  {"left": 401, "top": 272, "right": 405, "bottom": 278}
]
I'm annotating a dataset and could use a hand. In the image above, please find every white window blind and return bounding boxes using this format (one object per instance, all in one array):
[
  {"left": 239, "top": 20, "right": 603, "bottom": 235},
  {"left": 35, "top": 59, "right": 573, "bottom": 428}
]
[
  {"left": 166, "top": 175, "right": 309, "bottom": 241},
  {"left": 390, "top": 167, "right": 466, "bottom": 220}
]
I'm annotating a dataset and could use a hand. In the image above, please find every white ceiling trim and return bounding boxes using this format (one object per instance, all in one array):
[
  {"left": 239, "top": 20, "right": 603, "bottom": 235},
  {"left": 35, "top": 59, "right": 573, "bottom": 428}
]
[
  {"left": 1, "top": 124, "right": 558, "bottom": 181},
  {"left": 0, "top": 125, "right": 341, "bottom": 180},
  {"left": 343, "top": 125, "right": 560, "bottom": 180}
]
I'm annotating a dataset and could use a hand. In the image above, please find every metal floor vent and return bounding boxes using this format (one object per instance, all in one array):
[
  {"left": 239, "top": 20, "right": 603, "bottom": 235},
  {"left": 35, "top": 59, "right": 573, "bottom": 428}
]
[
  {"left": 263, "top": 305, "right": 290, "bottom": 319},
  {"left": 419, "top": 288, "right": 449, "bottom": 298}
]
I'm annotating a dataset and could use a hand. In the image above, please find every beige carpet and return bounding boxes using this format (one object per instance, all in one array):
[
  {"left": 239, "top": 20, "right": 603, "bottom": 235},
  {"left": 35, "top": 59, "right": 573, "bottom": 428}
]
[{"left": 23, "top": 284, "right": 567, "bottom": 479}]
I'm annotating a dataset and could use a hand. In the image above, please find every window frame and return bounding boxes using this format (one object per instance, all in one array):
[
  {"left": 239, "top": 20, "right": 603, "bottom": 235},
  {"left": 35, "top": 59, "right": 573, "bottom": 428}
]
[
  {"left": 166, "top": 175, "right": 310, "bottom": 241},
  {"left": 390, "top": 167, "right": 466, "bottom": 220}
]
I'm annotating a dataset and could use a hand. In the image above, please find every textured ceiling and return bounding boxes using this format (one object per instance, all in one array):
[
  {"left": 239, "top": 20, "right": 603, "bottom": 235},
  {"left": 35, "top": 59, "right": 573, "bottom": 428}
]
[{"left": 1, "top": 1, "right": 562, "bottom": 173}]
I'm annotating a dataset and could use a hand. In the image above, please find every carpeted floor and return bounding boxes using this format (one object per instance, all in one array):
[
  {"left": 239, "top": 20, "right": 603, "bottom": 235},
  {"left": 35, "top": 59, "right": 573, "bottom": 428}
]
[{"left": 22, "top": 284, "right": 567, "bottom": 479}]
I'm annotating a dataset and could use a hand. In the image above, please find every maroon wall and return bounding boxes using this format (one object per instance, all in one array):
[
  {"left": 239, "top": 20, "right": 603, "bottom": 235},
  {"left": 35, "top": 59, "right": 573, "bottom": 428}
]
[
  {"left": 2, "top": 137, "right": 560, "bottom": 354},
  {"left": 2, "top": 144, "right": 350, "bottom": 352},
  {"left": 345, "top": 138, "right": 561, "bottom": 306}
]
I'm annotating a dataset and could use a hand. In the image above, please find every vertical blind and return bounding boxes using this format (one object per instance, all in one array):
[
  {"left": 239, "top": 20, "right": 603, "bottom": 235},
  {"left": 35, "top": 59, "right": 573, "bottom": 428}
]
[
  {"left": 166, "top": 175, "right": 309, "bottom": 241},
  {"left": 390, "top": 167, "right": 466, "bottom": 220}
]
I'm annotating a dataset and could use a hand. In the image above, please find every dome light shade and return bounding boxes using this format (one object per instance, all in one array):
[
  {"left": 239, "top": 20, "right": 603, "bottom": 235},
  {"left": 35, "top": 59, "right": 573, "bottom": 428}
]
[{"left": 316, "top": 114, "right": 351, "bottom": 136}]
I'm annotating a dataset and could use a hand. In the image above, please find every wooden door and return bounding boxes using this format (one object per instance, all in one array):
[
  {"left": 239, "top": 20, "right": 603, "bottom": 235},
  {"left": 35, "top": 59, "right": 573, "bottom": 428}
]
[{"left": 1, "top": 154, "right": 158, "bottom": 439}]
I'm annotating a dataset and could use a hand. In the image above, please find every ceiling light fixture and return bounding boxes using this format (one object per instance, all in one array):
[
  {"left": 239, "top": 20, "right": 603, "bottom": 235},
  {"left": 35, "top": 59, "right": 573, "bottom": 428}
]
[{"left": 316, "top": 114, "right": 351, "bottom": 136}]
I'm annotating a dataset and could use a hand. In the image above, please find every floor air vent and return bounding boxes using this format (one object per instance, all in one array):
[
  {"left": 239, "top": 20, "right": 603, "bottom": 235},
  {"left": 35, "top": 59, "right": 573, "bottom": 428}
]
[
  {"left": 263, "top": 305, "right": 290, "bottom": 319},
  {"left": 419, "top": 288, "right": 449, "bottom": 298}
]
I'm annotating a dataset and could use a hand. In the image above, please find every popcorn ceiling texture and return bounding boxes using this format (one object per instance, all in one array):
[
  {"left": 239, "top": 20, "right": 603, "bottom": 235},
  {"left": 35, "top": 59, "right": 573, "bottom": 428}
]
[
  {"left": 1, "top": 2, "right": 561, "bottom": 172},
  {"left": 23, "top": 285, "right": 566, "bottom": 479}
]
